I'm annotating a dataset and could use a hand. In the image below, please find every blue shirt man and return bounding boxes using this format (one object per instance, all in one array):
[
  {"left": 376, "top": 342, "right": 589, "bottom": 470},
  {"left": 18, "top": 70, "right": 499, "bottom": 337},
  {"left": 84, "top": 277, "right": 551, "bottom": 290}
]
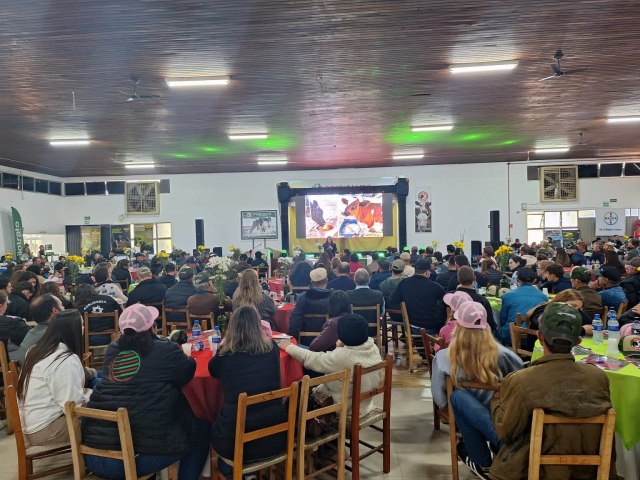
[{"left": 597, "top": 266, "right": 627, "bottom": 309}]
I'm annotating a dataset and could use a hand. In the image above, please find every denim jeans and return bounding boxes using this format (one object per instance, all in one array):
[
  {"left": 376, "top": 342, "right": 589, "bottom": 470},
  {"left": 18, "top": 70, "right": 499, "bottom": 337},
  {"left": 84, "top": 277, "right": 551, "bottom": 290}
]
[
  {"left": 450, "top": 389, "right": 501, "bottom": 467},
  {"left": 84, "top": 419, "right": 210, "bottom": 480}
]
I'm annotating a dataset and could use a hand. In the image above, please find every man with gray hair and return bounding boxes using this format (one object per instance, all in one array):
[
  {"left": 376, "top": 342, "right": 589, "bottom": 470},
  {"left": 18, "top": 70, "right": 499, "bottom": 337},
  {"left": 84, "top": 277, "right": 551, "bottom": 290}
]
[
  {"left": 289, "top": 267, "right": 332, "bottom": 345},
  {"left": 346, "top": 268, "right": 385, "bottom": 335},
  {"left": 327, "top": 262, "right": 356, "bottom": 291},
  {"left": 126, "top": 266, "right": 167, "bottom": 307},
  {"left": 187, "top": 272, "right": 219, "bottom": 315}
]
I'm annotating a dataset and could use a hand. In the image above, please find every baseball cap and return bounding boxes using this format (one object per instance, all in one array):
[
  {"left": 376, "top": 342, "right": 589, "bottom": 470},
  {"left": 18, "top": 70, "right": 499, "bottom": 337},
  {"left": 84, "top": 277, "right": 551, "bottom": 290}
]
[
  {"left": 443, "top": 291, "right": 472, "bottom": 315},
  {"left": 136, "top": 266, "right": 151, "bottom": 278},
  {"left": 193, "top": 272, "right": 211, "bottom": 287},
  {"left": 619, "top": 335, "right": 640, "bottom": 357},
  {"left": 600, "top": 265, "right": 622, "bottom": 283},
  {"left": 570, "top": 267, "right": 591, "bottom": 283},
  {"left": 399, "top": 252, "right": 411, "bottom": 261},
  {"left": 186, "top": 256, "right": 197, "bottom": 264},
  {"left": 391, "top": 259, "right": 405, "bottom": 272},
  {"left": 119, "top": 304, "right": 159, "bottom": 333},
  {"left": 539, "top": 303, "right": 582, "bottom": 347},
  {"left": 455, "top": 301, "right": 488, "bottom": 330},
  {"left": 309, "top": 267, "right": 328, "bottom": 283},
  {"left": 414, "top": 258, "right": 431, "bottom": 273},
  {"left": 403, "top": 266, "right": 415, "bottom": 277}
]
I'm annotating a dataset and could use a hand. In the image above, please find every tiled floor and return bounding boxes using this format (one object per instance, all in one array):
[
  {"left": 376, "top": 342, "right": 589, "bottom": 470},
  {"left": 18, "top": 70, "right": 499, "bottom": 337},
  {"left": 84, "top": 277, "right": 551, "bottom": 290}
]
[{"left": 0, "top": 356, "right": 477, "bottom": 479}]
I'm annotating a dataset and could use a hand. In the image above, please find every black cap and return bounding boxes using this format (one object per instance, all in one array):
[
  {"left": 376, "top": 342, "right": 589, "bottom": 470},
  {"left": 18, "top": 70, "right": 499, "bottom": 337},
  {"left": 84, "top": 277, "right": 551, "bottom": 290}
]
[
  {"left": 600, "top": 265, "right": 622, "bottom": 283},
  {"left": 337, "top": 314, "right": 369, "bottom": 346},
  {"left": 414, "top": 258, "right": 431, "bottom": 272}
]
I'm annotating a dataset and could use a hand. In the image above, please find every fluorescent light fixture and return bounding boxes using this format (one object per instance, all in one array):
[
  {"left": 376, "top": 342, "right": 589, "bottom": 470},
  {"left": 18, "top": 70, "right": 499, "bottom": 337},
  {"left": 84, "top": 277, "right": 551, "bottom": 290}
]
[
  {"left": 228, "top": 133, "right": 268, "bottom": 140},
  {"left": 124, "top": 164, "right": 155, "bottom": 169},
  {"left": 534, "top": 147, "right": 570, "bottom": 154},
  {"left": 607, "top": 116, "right": 640, "bottom": 124},
  {"left": 258, "top": 160, "right": 287, "bottom": 166},
  {"left": 166, "top": 76, "right": 230, "bottom": 87},
  {"left": 393, "top": 153, "right": 424, "bottom": 160},
  {"left": 449, "top": 61, "right": 518, "bottom": 74},
  {"left": 411, "top": 125, "right": 454, "bottom": 132},
  {"left": 49, "top": 139, "right": 91, "bottom": 146}
]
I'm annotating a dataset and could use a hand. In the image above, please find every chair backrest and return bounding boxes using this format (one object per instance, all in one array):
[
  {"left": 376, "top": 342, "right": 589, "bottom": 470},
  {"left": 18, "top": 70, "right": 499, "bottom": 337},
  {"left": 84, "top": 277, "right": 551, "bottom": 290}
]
[
  {"left": 420, "top": 329, "right": 444, "bottom": 377},
  {"left": 617, "top": 302, "right": 628, "bottom": 317},
  {"left": 528, "top": 407, "right": 616, "bottom": 480},
  {"left": 350, "top": 355, "right": 392, "bottom": 432},
  {"left": 115, "top": 278, "right": 129, "bottom": 291},
  {"left": 65, "top": 401, "right": 141, "bottom": 480},
  {"left": 299, "top": 313, "right": 329, "bottom": 344},
  {"left": 230, "top": 382, "right": 300, "bottom": 480},
  {"left": 0, "top": 340, "right": 10, "bottom": 386},
  {"left": 509, "top": 322, "right": 537, "bottom": 359},
  {"left": 83, "top": 311, "right": 119, "bottom": 357},
  {"left": 186, "top": 311, "right": 214, "bottom": 332},
  {"left": 5, "top": 362, "right": 26, "bottom": 461},
  {"left": 351, "top": 304, "right": 381, "bottom": 350}
]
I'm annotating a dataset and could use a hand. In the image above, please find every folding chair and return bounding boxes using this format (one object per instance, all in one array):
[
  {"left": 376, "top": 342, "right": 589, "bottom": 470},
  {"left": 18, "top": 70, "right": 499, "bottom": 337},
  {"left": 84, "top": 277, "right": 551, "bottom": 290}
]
[
  {"left": 528, "top": 407, "right": 616, "bottom": 480},
  {"left": 351, "top": 304, "right": 382, "bottom": 352},
  {"left": 346, "top": 355, "right": 392, "bottom": 480},
  {"left": 83, "top": 311, "right": 119, "bottom": 369},
  {"left": 420, "top": 329, "right": 448, "bottom": 431}
]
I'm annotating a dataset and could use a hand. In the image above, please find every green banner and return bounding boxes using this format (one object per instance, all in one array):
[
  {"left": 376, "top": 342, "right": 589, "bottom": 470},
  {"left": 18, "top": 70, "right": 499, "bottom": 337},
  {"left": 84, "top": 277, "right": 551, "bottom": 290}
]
[{"left": 11, "top": 207, "right": 24, "bottom": 257}]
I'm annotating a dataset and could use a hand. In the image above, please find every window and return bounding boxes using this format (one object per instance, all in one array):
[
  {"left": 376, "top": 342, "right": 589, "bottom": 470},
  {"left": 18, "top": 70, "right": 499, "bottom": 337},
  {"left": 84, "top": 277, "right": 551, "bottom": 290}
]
[
  {"left": 527, "top": 210, "right": 584, "bottom": 245},
  {"left": 35, "top": 179, "right": 49, "bottom": 193},
  {"left": 154, "top": 223, "right": 172, "bottom": 253},
  {"left": 65, "top": 183, "right": 85, "bottom": 196},
  {"left": 544, "top": 211, "right": 561, "bottom": 228},
  {"left": 106, "top": 181, "right": 125, "bottom": 195},
  {"left": 2, "top": 173, "right": 19, "bottom": 189},
  {"left": 49, "top": 182, "right": 62, "bottom": 195},
  {"left": 561, "top": 211, "right": 578, "bottom": 228},
  {"left": 86, "top": 182, "right": 107, "bottom": 195},
  {"left": 578, "top": 210, "right": 595, "bottom": 218},
  {"left": 625, "top": 209, "right": 639, "bottom": 217},
  {"left": 22, "top": 176, "right": 34, "bottom": 191}
]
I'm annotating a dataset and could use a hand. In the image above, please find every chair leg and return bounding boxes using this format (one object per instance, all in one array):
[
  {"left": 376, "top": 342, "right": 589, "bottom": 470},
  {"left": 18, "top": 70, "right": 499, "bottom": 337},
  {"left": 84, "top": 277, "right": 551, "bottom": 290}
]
[
  {"left": 433, "top": 402, "right": 441, "bottom": 431},
  {"left": 350, "top": 429, "right": 360, "bottom": 480},
  {"left": 167, "top": 462, "right": 178, "bottom": 480}
]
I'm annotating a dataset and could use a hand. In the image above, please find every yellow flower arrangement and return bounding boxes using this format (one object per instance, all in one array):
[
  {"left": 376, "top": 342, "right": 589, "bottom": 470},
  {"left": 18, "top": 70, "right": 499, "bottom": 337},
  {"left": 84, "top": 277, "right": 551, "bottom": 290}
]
[
  {"left": 431, "top": 240, "right": 440, "bottom": 249},
  {"left": 156, "top": 251, "right": 170, "bottom": 259},
  {"left": 228, "top": 244, "right": 237, "bottom": 252},
  {"left": 67, "top": 255, "right": 85, "bottom": 264},
  {"left": 494, "top": 245, "right": 513, "bottom": 257},
  {"left": 4, "top": 253, "right": 13, "bottom": 261},
  {"left": 453, "top": 240, "right": 465, "bottom": 249},
  {"left": 564, "top": 232, "right": 574, "bottom": 239},
  {"left": 197, "top": 245, "right": 206, "bottom": 252}
]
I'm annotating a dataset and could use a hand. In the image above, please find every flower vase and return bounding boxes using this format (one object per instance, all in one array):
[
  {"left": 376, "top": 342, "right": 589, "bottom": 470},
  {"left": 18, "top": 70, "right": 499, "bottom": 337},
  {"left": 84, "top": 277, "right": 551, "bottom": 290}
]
[{"left": 216, "top": 305, "right": 228, "bottom": 337}]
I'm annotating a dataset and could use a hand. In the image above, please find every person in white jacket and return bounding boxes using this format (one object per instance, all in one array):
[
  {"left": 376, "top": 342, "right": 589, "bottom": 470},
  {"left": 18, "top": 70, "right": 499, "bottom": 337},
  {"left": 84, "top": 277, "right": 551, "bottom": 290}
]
[
  {"left": 17, "top": 309, "right": 91, "bottom": 446},
  {"left": 279, "top": 313, "right": 382, "bottom": 416}
]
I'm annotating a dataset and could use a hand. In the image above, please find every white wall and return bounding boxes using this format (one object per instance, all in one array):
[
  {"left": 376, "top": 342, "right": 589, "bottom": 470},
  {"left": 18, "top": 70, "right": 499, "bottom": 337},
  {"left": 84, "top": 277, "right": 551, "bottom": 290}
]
[{"left": 2, "top": 161, "right": 638, "bottom": 256}]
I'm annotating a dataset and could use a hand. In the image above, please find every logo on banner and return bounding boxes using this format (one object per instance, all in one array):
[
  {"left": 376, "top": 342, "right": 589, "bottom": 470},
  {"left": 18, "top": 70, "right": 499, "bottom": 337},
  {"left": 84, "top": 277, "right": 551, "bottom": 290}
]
[
  {"left": 603, "top": 211, "right": 618, "bottom": 225},
  {"left": 417, "top": 191, "right": 429, "bottom": 202}
]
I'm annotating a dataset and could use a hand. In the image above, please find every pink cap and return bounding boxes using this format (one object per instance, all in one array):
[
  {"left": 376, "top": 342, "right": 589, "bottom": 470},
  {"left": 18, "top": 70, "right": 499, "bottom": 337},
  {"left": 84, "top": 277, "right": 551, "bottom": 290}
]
[
  {"left": 455, "top": 301, "right": 488, "bottom": 330},
  {"left": 119, "top": 304, "right": 159, "bottom": 333},
  {"left": 444, "top": 291, "right": 472, "bottom": 317}
]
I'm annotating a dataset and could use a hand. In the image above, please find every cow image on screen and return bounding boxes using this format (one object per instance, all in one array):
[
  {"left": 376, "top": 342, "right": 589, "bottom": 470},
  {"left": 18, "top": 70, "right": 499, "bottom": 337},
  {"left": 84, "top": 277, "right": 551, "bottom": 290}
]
[{"left": 304, "top": 193, "right": 384, "bottom": 239}]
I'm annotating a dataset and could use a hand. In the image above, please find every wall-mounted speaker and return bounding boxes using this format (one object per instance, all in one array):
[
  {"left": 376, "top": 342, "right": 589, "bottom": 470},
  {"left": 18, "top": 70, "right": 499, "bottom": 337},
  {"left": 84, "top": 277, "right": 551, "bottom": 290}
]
[
  {"left": 471, "top": 240, "right": 482, "bottom": 260},
  {"left": 396, "top": 177, "right": 409, "bottom": 197},
  {"left": 277, "top": 182, "right": 291, "bottom": 203},
  {"left": 212, "top": 247, "right": 222, "bottom": 257},
  {"left": 195, "top": 219, "right": 205, "bottom": 247},
  {"left": 489, "top": 210, "right": 500, "bottom": 244}
]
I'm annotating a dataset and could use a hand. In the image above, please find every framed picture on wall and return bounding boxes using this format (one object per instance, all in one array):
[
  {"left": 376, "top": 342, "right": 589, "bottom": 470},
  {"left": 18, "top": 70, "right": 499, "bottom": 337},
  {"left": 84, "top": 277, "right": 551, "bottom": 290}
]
[{"left": 240, "top": 210, "right": 278, "bottom": 240}]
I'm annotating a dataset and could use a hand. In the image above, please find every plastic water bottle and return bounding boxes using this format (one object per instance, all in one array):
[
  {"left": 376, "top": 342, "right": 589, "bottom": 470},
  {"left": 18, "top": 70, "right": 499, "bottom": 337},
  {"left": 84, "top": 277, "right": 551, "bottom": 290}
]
[
  {"left": 606, "top": 308, "right": 619, "bottom": 356},
  {"left": 192, "top": 339, "right": 206, "bottom": 352},
  {"left": 472, "top": 280, "right": 478, "bottom": 290},
  {"left": 192, "top": 320, "right": 202, "bottom": 339},
  {"left": 632, "top": 318, "right": 640, "bottom": 335},
  {"left": 592, "top": 314, "right": 603, "bottom": 345},
  {"left": 211, "top": 326, "right": 222, "bottom": 354}
]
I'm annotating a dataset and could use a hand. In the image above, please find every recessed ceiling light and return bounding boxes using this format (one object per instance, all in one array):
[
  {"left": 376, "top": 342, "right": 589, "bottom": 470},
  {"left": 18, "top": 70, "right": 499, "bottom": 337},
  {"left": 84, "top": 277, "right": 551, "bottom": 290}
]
[
  {"left": 449, "top": 61, "right": 518, "bottom": 74},
  {"left": 228, "top": 133, "right": 268, "bottom": 140},
  {"left": 124, "top": 164, "right": 156, "bottom": 169},
  {"left": 49, "top": 139, "right": 91, "bottom": 146},
  {"left": 534, "top": 147, "right": 570, "bottom": 154},
  {"left": 166, "top": 76, "right": 230, "bottom": 87},
  {"left": 606, "top": 116, "right": 640, "bottom": 124},
  {"left": 411, "top": 125, "right": 454, "bottom": 132},
  {"left": 393, "top": 153, "right": 424, "bottom": 160}
]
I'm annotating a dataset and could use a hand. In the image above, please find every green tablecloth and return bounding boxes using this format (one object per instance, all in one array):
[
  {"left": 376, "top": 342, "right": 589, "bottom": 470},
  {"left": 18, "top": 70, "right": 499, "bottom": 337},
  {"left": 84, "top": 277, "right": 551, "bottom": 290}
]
[{"left": 532, "top": 338, "right": 640, "bottom": 449}]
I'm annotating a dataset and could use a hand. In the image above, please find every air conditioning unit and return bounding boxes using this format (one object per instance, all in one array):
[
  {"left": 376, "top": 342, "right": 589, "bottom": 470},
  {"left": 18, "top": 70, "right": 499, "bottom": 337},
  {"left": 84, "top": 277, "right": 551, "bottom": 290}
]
[
  {"left": 539, "top": 166, "right": 577, "bottom": 202},
  {"left": 125, "top": 181, "right": 160, "bottom": 215}
]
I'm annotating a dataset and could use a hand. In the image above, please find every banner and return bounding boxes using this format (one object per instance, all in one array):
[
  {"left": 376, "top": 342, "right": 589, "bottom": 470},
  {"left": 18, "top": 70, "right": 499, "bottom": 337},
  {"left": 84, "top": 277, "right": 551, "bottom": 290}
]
[
  {"left": 240, "top": 210, "right": 278, "bottom": 240},
  {"left": 111, "top": 225, "right": 131, "bottom": 251},
  {"left": 11, "top": 207, "right": 24, "bottom": 257},
  {"left": 595, "top": 208, "right": 626, "bottom": 236},
  {"left": 414, "top": 188, "right": 432, "bottom": 233}
]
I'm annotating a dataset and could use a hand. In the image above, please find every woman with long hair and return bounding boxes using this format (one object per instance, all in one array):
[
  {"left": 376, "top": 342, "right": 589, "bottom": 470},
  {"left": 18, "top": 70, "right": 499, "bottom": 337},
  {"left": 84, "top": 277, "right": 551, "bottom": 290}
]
[
  {"left": 209, "top": 305, "right": 286, "bottom": 463},
  {"left": 17, "top": 309, "right": 90, "bottom": 446},
  {"left": 111, "top": 258, "right": 132, "bottom": 285},
  {"left": 323, "top": 236, "right": 338, "bottom": 258},
  {"left": 507, "top": 255, "right": 527, "bottom": 285},
  {"left": 479, "top": 259, "right": 504, "bottom": 286},
  {"left": 314, "top": 252, "right": 336, "bottom": 281},
  {"left": 309, "top": 290, "right": 352, "bottom": 352},
  {"left": 554, "top": 247, "right": 571, "bottom": 268},
  {"left": 232, "top": 268, "right": 276, "bottom": 323},
  {"left": 604, "top": 250, "right": 626, "bottom": 276},
  {"left": 526, "top": 288, "right": 593, "bottom": 336},
  {"left": 431, "top": 302, "right": 523, "bottom": 472},
  {"left": 82, "top": 304, "right": 209, "bottom": 480}
]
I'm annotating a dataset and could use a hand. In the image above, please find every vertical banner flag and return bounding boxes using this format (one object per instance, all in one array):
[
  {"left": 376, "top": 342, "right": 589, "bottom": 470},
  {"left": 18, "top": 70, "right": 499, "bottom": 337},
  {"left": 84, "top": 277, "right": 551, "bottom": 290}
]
[
  {"left": 595, "top": 208, "right": 626, "bottom": 236},
  {"left": 414, "top": 188, "right": 432, "bottom": 233},
  {"left": 11, "top": 207, "right": 24, "bottom": 256}
]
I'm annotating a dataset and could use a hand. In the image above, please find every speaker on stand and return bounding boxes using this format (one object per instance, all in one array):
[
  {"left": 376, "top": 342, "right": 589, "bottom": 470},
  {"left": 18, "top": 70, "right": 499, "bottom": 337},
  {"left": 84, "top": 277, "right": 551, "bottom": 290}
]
[
  {"left": 195, "top": 219, "right": 205, "bottom": 248},
  {"left": 489, "top": 210, "right": 500, "bottom": 244}
]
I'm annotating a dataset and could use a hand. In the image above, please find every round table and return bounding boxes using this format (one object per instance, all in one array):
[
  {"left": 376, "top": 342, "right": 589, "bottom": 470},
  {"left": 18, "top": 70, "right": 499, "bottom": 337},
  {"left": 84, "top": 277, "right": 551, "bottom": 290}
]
[
  {"left": 273, "top": 303, "right": 295, "bottom": 333},
  {"left": 182, "top": 335, "right": 303, "bottom": 422}
]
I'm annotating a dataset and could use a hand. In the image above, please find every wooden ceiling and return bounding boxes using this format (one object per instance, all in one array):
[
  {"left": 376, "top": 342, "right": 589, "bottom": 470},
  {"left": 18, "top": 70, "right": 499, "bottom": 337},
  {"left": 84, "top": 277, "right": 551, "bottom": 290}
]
[{"left": 1, "top": 0, "right": 640, "bottom": 177}]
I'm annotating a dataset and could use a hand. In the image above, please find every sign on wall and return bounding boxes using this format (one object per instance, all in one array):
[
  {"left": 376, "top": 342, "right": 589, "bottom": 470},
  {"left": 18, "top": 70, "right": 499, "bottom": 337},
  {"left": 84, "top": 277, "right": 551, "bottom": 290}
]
[
  {"left": 11, "top": 207, "right": 24, "bottom": 257},
  {"left": 595, "top": 208, "right": 626, "bottom": 236},
  {"left": 241, "top": 210, "right": 278, "bottom": 240},
  {"left": 414, "top": 187, "right": 432, "bottom": 233}
]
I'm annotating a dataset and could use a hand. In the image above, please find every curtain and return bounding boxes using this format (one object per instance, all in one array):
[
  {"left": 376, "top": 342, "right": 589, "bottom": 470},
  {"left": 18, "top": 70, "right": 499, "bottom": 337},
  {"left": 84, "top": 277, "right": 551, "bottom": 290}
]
[
  {"left": 65, "top": 226, "right": 81, "bottom": 255},
  {"left": 577, "top": 218, "right": 595, "bottom": 243}
]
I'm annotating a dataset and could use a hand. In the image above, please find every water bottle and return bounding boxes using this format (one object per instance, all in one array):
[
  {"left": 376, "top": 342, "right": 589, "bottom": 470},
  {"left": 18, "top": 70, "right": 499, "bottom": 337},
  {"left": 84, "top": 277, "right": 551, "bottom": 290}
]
[
  {"left": 192, "top": 319, "right": 202, "bottom": 339},
  {"left": 606, "top": 308, "right": 619, "bottom": 356},
  {"left": 211, "top": 326, "right": 222, "bottom": 354},
  {"left": 592, "top": 314, "right": 604, "bottom": 345},
  {"left": 473, "top": 280, "right": 478, "bottom": 290},
  {"left": 632, "top": 318, "right": 640, "bottom": 335},
  {"left": 192, "top": 339, "right": 206, "bottom": 352}
]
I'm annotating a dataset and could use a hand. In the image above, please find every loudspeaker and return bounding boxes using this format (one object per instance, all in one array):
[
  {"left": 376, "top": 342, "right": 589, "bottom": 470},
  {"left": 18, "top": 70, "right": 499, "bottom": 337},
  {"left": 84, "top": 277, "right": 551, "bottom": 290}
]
[
  {"left": 471, "top": 240, "right": 482, "bottom": 259},
  {"left": 212, "top": 246, "right": 222, "bottom": 257},
  {"left": 277, "top": 182, "right": 291, "bottom": 203},
  {"left": 489, "top": 210, "right": 500, "bottom": 244},
  {"left": 396, "top": 177, "right": 409, "bottom": 197},
  {"left": 195, "top": 219, "right": 205, "bottom": 247}
]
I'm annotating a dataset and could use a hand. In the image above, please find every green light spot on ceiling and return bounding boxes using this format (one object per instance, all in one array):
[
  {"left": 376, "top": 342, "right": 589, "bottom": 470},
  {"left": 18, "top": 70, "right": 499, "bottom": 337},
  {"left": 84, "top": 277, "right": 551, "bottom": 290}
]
[
  {"left": 249, "top": 133, "right": 296, "bottom": 150},
  {"left": 201, "top": 146, "right": 219, "bottom": 153},
  {"left": 173, "top": 153, "right": 188, "bottom": 158},
  {"left": 501, "top": 139, "right": 518, "bottom": 145},
  {"left": 457, "top": 132, "right": 489, "bottom": 142}
]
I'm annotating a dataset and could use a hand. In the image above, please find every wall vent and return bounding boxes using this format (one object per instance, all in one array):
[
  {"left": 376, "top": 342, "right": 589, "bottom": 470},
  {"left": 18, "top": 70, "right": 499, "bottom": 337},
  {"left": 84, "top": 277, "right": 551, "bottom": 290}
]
[
  {"left": 539, "top": 166, "right": 577, "bottom": 202},
  {"left": 125, "top": 181, "right": 160, "bottom": 215}
]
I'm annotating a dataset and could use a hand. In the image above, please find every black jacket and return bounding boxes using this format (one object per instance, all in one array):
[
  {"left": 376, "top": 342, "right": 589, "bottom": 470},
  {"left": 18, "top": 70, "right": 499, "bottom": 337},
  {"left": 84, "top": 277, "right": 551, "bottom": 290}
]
[
  {"left": 83, "top": 295, "right": 121, "bottom": 345},
  {"left": 327, "top": 276, "right": 356, "bottom": 292},
  {"left": 126, "top": 278, "right": 167, "bottom": 307},
  {"left": 389, "top": 275, "right": 446, "bottom": 331},
  {"left": 7, "top": 292, "right": 31, "bottom": 320},
  {"left": 619, "top": 307, "right": 640, "bottom": 328},
  {"left": 111, "top": 266, "right": 132, "bottom": 284},
  {"left": 289, "top": 262, "right": 312, "bottom": 287},
  {"left": 447, "top": 270, "right": 486, "bottom": 291},
  {"left": 548, "top": 276, "right": 572, "bottom": 294},
  {"left": 159, "top": 274, "right": 178, "bottom": 288},
  {"left": 621, "top": 274, "right": 640, "bottom": 309},
  {"left": 346, "top": 287, "right": 385, "bottom": 336},
  {"left": 288, "top": 287, "right": 332, "bottom": 344},
  {"left": 435, "top": 270, "right": 457, "bottom": 291},
  {"left": 83, "top": 338, "right": 197, "bottom": 455},
  {"left": 0, "top": 315, "right": 31, "bottom": 349},
  {"left": 164, "top": 280, "right": 197, "bottom": 308}
]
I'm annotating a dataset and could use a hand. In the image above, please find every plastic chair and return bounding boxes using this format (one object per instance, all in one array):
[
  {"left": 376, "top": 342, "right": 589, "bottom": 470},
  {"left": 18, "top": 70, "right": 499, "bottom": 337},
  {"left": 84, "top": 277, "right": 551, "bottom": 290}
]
[
  {"left": 83, "top": 311, "right": 119, "bottom": 368},
  {"left": 351, "top": 304, "right": 382, "bottom": 352},
  {"left": 210, "top": 382, "right": 299, "bottom": 480},
  {"left": 346, "top": 355, "right": 392, "bottom": 480},
  {"left": 420, "top": 329, "right": 448, "bottom": 430},
  {"left": 528, "top": 407, "right": 616, "bottom": 480}
]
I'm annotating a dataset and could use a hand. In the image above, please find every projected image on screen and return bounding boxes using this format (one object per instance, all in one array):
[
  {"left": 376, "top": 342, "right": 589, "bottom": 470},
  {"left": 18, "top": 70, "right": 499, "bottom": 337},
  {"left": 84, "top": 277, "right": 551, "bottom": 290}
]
[{"left": 304, "top": 193, "right": 384, "bottom": 238}]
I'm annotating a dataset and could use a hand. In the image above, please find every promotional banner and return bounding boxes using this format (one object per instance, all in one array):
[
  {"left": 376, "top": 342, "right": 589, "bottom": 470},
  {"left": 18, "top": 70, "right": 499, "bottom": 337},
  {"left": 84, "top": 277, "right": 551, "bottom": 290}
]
[
  {"left": 240, "top": 210, "right": 278, "bottom": 240},
  {"left": 595, "top": 208, "right": 626, "bottom": 236},
  {"left": 111, "top": 225, "right": 131, "bottom": 251},
  {"left": 11, "top": 207, "right": 24, "bottom": 257},
  {"left": 414, "top": 188, "right": 432, "bottom": 233}
]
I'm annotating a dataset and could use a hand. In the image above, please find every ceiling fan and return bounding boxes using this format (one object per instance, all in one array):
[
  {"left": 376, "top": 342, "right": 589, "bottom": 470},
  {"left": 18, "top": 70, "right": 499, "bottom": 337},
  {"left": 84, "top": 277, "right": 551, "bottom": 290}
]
[
  {"left": 121, "top": 76, "right": 161, "bottom": 102},
  {"left": 539, "top": 50, "right": 587, "bottom": 81}
]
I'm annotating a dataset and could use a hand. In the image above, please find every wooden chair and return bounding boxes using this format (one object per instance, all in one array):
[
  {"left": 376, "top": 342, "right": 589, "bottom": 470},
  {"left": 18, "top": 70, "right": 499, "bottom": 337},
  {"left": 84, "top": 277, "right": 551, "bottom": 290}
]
[
  {"left": 617, "top": 301, "right": 628, "bottom": 317},
  {"left": 346, "top": 355, "right": 393, "bottom": 480},
  {"left": 83, "top": 311, "right": 119, "bottom": 369},
  {"left": 186, "top": 311, "right": 214, "bottom": 331},
  {"left": 0, "top": 341, "right": 14, "bottom": 434},
  {"left": 252, "top": 265, "right": 269, "bottom": 279},
  {"left": 5, "top": 362, "right": 73, "bottom": 480},
  {"left": 351, "top": 304, "right": 382, "bottom": 352},
  {"left": 160, "top": 304, "right": 189, "bottom": 336},
  {"left": 210, "top": 382, "right": 300, "bottom": 480},
  {"left": 446, "top": 376, "right": 499, "bottom": 480},
  {"left": 299, "top": 313, "right": 329, "bottom": 346},
  {"left": 385, "top": 302, "right": 423, "bottom": 373},
  {"left": 115, "top": 278, "right": 129, "bottom": 292},
  {"left": 528, "top": 407, "right": 616, "bottom": 480},
  {"left": 509, "top": 313, "right": 537, "bottom": 361},
  {"left": 420, "top": 329, "right": 448, "bottom": 431},
  {"left": 297, "top": 369, "right": 350, "bottom": 480},
  {"left": 65, "top": 401, "right": 177, "bottom": 480}
]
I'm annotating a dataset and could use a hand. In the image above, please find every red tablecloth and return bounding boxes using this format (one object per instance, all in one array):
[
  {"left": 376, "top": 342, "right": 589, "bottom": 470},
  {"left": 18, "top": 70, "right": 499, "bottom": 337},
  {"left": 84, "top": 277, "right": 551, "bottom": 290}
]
[
  {"left": 268, "top": 278, "right": 285, "bottom": 295},
  {"left": 182, "top": 335, "right": 303, "bottom": 422},
  {"left": 273, "top": 303, "right": 295, "bottom": 333}
]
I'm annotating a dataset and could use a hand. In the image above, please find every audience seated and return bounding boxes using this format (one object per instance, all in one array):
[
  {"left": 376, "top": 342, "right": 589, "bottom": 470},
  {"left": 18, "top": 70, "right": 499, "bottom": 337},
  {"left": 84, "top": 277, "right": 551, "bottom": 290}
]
[
  {"left": 526, "top": 289, "right": 594, "bottom": 337},
  {"left": 435, "top": 257, "right": 457, "bottom": 290},
  {"left": 250, "top": 251, "right": 268, "bottom": 268},
  {"left": 7, "top": 281, "right": 35, "bottom": 320},
  {"left": 232, "top": 269, "right": 276, "bottom": 324},
  {"left": 40, "top": 281, "right": 73, "bottom": 309},
  {"left": 369, "top": 259, "right": 391, "bottom": 290},
  {"left": 288, "top": 255, "right": 312, "bottom": 288},
  {"left": 125, "top": 266, "right": 167, "bottom": 307},
  {"left": 366, "top": 252, "right": 382, "bottom": 275},
  {"left": 186, "top": 272, "right": 219, "bottom": 315},
  {"left": 288, "top": 268, "right": 332, "bottom": 345},
  {"left": 17, "top": 310, "right": 91, "bottom": 446},
  {"left": 0, "top": 290, "right": 31, "bottom": 357},
  {"left": 314, "top": 253, "right": 337, "bottom": 282},
  {"left": 93, "top": 264, "right": 128, "bottom": 304},
  {"left": 621, "top": 257, "right": 640, "bottom": 309},
  {"left": 619, "top": 302, "right": 640, "bottom": 329},
  {"left": 447, "top": 255, "right": 485, "bottom": 291},
  {"left": 454, "top": 267, "right": 497, "bottom": 331},
  {"left": 12, "top": 294, "right": 64, "bottom": 364},
  {"left": 327, "top": 262, "right": 356, "bottom": 291},
  {"left": 310, "top": 290, "right": 352, "bottom": 352},
  {"left": 543, "top": 262, "right": 572, "bottom": 294},
  {"left": 349, "top": 253, "right": 364, "bottom": 274},
  {"left": 379, "top": 259, "right": 405, "bottom": 306},
  {"left": 595, "top": 266, "right": 627, "bottom": 310},
  {"left": 437, "top": 290, "right": 472, "bottom": 348},
  {"left": 111, "top": 258, "right": 132, "bottom": 285},
  {"left": 159, "top": 262, "right": 178, "bottom": 288},
  {"left": 164, "top": 266, "right": 197, "bottom": 315},
  {"left": 569, "top": 267, "right": 603, "bottom": 320},
  {"left": 74, "top": 284, "right": 121, "bottom": 345}
]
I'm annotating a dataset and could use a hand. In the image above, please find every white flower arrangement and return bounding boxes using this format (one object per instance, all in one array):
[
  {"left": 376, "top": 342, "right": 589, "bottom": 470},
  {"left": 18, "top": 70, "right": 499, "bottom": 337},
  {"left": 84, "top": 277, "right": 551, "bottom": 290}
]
[
  {"left": 206, "top": 256, "right": 233, "bottom": 276},
  {"left": 278, "top": 256, "right": 294, "bottom": 276}
]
